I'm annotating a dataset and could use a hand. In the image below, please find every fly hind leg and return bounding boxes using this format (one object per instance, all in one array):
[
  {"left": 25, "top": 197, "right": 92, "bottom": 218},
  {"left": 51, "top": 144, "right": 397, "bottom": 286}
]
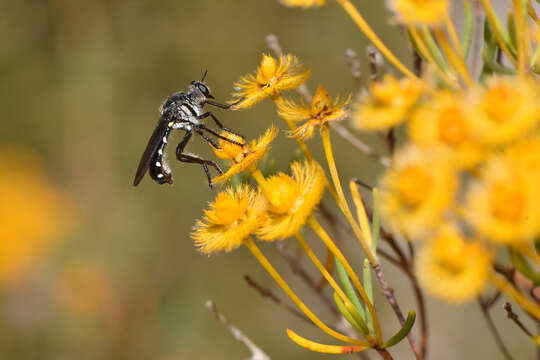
[{"left": 175, "top": 130, "right": 222, "bottom": 188}]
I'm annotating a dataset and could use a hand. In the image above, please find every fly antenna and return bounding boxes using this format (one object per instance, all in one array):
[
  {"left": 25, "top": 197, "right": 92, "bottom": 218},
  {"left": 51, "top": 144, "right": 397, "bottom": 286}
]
[{"left": 201, "top": 69, "right": 208, "bottom": 82}]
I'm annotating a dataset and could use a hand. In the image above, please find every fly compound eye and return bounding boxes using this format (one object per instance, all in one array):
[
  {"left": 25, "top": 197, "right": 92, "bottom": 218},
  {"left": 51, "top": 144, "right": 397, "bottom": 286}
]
[{"left": 198, "top": 83, "right": 209, "bottom": 95}]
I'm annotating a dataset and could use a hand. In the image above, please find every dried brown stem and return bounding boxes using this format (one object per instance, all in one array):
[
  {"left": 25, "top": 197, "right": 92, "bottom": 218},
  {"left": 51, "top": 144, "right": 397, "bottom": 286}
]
[
  {"left": 244, "top": 275, "right": 310, "bottom": 324},
  {"left": 477, "top": 297, "right": 514, "bottom": 360},
  {"left": 346, "top": 48, "right": 363, "bottom": 87},
  {"left": 373, "top": 264, "right": 423, "bottom": 360},
  {"left": 504, "top": 302, "right": 535, "bottom": 338},
  {"left": 206, "top": 300, "right": 271, "bottom": 360}
]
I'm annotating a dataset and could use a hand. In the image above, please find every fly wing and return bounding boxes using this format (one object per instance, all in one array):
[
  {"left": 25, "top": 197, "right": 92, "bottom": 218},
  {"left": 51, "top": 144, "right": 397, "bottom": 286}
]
[{"left": 133, "top": 117, "right": 170, "bottom": 186}]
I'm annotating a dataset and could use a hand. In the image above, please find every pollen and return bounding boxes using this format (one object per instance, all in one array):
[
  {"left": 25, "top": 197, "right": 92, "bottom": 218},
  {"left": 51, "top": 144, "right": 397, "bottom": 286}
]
[
  {"left": 231, "top": 54, "right": 311, "bottom": 109},
  {"left": 263, "top": 173, "right": 300, "bottom": 214},
  {"left": 278, "top": 85, "right": 350, "bottom": 140},
  {"left": 212, "top": 132, "right": 246, "bottom": 161},
  {"left": 206, "top": 192, "right": 249, "bottom": 225}
]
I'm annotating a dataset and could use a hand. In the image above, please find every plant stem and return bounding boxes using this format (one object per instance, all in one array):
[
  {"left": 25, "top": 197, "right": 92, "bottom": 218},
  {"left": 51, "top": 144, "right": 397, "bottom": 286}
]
[
  {"left": 244, "top": 237, "right": 368, "bottom": 345},
  {"left": 320, "top": 125, "right": 377, "bottom": 266},
  {"left": 308, "top": 216, "right": 383, "bottom": 343},
  {"left": 489, "top": 272, "right": 540, "bottom": 321}
]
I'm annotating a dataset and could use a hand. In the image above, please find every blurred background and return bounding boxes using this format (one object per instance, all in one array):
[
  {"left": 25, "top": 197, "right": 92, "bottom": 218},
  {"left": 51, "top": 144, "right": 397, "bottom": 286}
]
[{"left": 0, "top": 0, "right": 533, "bottom": 359}]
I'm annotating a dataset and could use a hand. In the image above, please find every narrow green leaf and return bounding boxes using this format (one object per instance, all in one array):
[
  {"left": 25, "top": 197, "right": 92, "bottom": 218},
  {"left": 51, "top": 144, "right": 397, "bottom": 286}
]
[
  {"left": 510, "top": 248, "right": 540, "bottom": 286},
  {"left": 333, "top": 293, "right": 370, "bottom": 335},
  {"left": 421, "top": 27, "right": 449, "bottom": 71},
  {"left": 462, "top": 0, "right": 474, "bottom": 59},
  {"left": 482, "top": 51, "right": 517, "bottom": 74},
  {"left": 362, "top": 259, "right": 373, "bottom": 331},
  {"left": 335, "top": 257, "right": 365, "bottom": 320},
  {"left": 382, "top": 311, "right": 416, "bottom": 348},
  {"left": 507, "top": 12, "right": 518, "bottom": 53}
]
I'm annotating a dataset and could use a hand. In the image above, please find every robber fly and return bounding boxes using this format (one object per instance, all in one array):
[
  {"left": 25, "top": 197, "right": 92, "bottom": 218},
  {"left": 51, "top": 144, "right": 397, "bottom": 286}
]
[{"left": 133, "top": 71, "right": 243, "bottom": 187}]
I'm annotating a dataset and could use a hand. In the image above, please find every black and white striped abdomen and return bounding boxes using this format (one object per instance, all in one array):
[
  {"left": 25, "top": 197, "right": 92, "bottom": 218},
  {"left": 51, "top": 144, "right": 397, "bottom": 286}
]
[{"left": 149, "top": 125, "right": 173, "bottom": 184}]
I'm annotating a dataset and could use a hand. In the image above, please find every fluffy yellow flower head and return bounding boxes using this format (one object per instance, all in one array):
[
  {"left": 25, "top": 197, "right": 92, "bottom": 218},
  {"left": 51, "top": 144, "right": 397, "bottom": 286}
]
[
  {"left": 379, "top": 145, "right": 458, "bottom": 239},
  {"left": 408, "top": 91, "right": 486, "bottom": 168},
  {"left": 211, "top": 126, "right": 278, "bottom": 185},
  {"left": 0, "top": 147, "right": 72, "bottom": 286},
  {"left": 353, "top": 75, "right": 424, "bottom": 131},
  {"left": 280, "top": 0, "right": 325, "bottom": 8},
  {"left": 277, "top": 85, "right": 350, "bottom": 140},
  {"left": 415, "top": 225, "right": 491, "bottom": 303},
  {"left": 192, "top": 185, "right": 266, "bottom": 254},
  {"left": 389, "top": 0, "right": 449, "bottom": 26},
  {"left": 258, "top": 160, "right": 326, "bottom": 240},
  {"left": 470, "top": 76, "right": 540, "bottom": 146},
  {"left": 231, "top": 54, "right": 311, "bottom": 110},
  {"left": 462, "top": 147, "right": 540, "bottom": 245}
]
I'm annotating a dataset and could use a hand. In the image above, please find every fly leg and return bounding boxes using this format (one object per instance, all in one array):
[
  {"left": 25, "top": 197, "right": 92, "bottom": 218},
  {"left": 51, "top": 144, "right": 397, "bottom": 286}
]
[
  {"left": 196, "top": 112, "right": 246, "bottom": 145},
  {"left": 176, "top": 130, "right": 223, "bottom": 188}
]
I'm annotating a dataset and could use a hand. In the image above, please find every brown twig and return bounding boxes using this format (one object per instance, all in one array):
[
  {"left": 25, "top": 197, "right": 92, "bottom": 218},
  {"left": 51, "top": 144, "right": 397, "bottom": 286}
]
[
  {"left": 373, "top": 264, "right": 422, "bottom": 360},
  {"left": 367, "top": 45, "right": 382, "bottom": 82},
  {"left": 477, "top": 297, "right": 514, "bottom": 360},
  {"left": 244, "top": 275, "right": 310, "bottom": 324},
  {"left": 504, "top": 302, "right": 536, "bottom": 338},
  {"left": 206, "top": 300, "right": 271, "bottom": 360}
]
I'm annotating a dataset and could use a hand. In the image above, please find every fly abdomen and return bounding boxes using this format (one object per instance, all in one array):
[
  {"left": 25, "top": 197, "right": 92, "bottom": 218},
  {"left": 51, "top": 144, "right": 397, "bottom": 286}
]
[{"left": 149, "top": 125, "right": 173, "bottom": 184}]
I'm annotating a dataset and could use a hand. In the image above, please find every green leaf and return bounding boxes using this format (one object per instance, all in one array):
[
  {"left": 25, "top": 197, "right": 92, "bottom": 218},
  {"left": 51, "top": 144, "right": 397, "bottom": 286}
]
[
  {"left": 507, "top": 12, "right": 518, "bottom": 52},
  {"left": 333, "top": 292, "right": 370, "bottom": 335},
  {"left": 382, "top": 311, "right": 416, "bottom": 348},
  {"left": 421, "top": 27, "right": 449, "bottom": 72},
  {"left": 362, "top": 259, "right": 373, "bottom": 331},
  {"left": 335, "top": 257, "right": 365, "bottom": 320},
  {"left": 510, "top": 248, "right": 540, "bottom": 286},
  {"left": 462, "top": 0, "right": 474, "bottom": 59}
]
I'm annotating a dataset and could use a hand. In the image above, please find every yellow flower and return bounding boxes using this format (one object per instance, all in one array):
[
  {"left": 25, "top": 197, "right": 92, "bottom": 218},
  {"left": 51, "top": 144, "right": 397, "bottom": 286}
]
[
  {"left": 211, "top": 126, "right": 278, "bottom": 185},
  {"left": 415, "top": 225, "right": 491, "bottom": 303},
  {"left": 258, "top": 160, "right": 326, "bottom": 240},
  {"left": 389, "top": 0, "right": 449, "bottom": 26},
  {"left": 469, "top": 76, "right": 540, "bottom": 146},
  {"left": 279, "top": 0, "right": 325, "bottom": 8},
  {"left": 277, "top": 85, "right": 350, "bottom": 140},
  {"left": 0, "top": 147, "right": 72, "bottom": 286},
  {"left": 192, "top": 185, "right": 266, "bottom": 254},
  {"left": 462, "top": 148, "right": 540, "bottom": 245},
  {"left": 378, "top": 145, "right": 458, "bottom": 239},
  {"left": 231, "top": 54, "right": 311, "bottom": 109},
  {"left": 212, "top": 131, "right": 247, "bottom": 161},
  {"left": 408, "top": 91, "right": 486, "bottom": 168},
  {"left": 352, "top": 75, "right": 424, "bottom": 131}
]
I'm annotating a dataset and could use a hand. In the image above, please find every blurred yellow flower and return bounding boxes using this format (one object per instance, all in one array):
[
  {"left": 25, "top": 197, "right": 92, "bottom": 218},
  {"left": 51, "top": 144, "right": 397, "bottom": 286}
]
[
  {"left": 56, "top": 262, "right": 118, "bottom": 317},
  {"left": 231, "top": 54, "right": 311, "bottom": 110},
  {"left": 211, "top": 126, "right": 278, "bottom": 185},
  {"left": 463, "top": 149, "right": 540, "bottom": 245},
  {"left": 258, "top": 160, "right": 326, "bottom": 241},
  {"left": 0, "top": 148, "right": 72, "bottom": 286},
  {"left": 470, "top": 76, "right": 540, "bottom": 146},
  {"left": 389, "top": 0, "right": 449, "bottom": 26},
  {"left": 277, "top": 85, "right": 350, "bottom": 140},
  {"left": 279, "top": 0, "right": 325, "bottom": 8},
  {"left": 415, "top": 225, "right": 491, "bottom": 303},
  {"left": 193, "top": 185, "right": 266, "bottom": 253},
  {"left": 408, "top": 91, "right": 486, "bottom": 168},
  {"left": 352, "top": 75, "right": 424, "bottom": 131},
  {"left": 379, "top": 145, "right": 457, "bottom": 239}
]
